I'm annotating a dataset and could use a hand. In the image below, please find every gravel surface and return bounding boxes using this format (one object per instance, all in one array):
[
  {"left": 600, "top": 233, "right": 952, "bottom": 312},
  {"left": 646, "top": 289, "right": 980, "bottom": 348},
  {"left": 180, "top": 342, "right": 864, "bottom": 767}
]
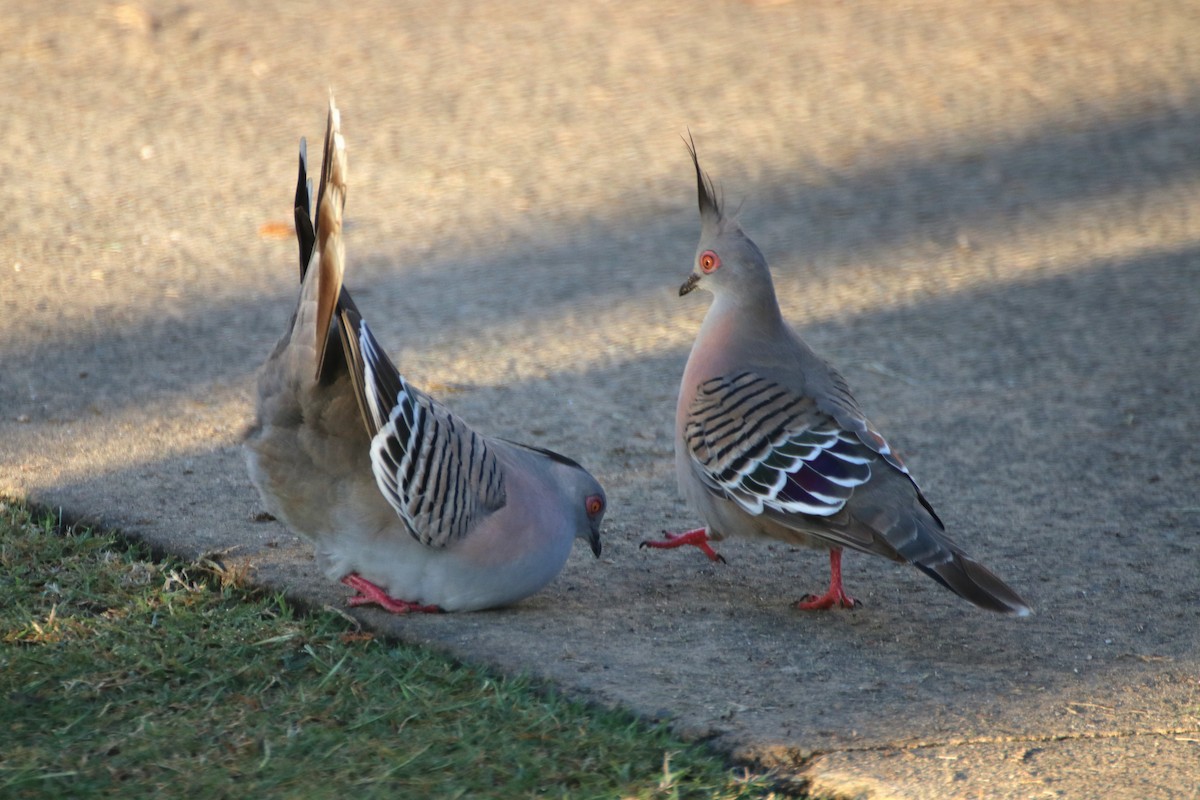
[{"left": 3, "top": 2, "right": 1198, "bottom": 797}]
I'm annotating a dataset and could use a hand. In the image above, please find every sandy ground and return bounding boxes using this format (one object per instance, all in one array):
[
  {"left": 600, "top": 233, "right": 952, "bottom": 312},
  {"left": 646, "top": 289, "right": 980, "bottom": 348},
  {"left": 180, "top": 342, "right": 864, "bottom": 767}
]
[{"left": 2, "top": 2, "right": 1198, "bottom": 797}]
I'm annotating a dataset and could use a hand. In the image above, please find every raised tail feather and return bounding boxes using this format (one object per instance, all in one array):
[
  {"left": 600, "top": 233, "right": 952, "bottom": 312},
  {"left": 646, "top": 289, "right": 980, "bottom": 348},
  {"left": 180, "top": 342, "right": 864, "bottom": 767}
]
[
  {"left": 294, "top": 137, "right": 316, "bottom": 278},
  {"left": 291, "top": 95, "right": 378, "bottom": 437},
  {"left": 311, "top": 102, "right": 347, "bottom": 383},
  {"left": 289, "top": 96, "right": 349, "bottom": 378}
]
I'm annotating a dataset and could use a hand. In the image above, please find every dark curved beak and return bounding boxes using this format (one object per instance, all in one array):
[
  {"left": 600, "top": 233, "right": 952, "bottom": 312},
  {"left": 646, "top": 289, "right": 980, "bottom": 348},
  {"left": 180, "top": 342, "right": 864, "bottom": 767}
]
[
  {"left": 679, "top": 273, "right": 701, "bottom": 296},
  {"left": 588, "top": 525, "right": 602, "bottom": 557}
]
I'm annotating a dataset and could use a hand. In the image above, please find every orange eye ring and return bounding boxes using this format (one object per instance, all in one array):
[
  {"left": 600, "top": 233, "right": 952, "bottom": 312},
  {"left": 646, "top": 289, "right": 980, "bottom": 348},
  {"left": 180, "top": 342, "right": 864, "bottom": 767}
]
[
  {"left": 586, "top": 495, "right": 604, "bottom": 516},
  {"left": 699, "top": 250, "right": 720, "bottom": 273}
]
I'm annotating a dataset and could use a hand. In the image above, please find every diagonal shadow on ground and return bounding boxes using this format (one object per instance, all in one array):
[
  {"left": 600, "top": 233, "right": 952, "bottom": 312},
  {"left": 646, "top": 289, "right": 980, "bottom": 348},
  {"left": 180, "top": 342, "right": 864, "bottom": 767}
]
[
  {"left": 10, "top": 241, "right": 1198, "bottom": 775},
  {"left": 3, "top": 88, "right": 1200, "bottom": 427}
]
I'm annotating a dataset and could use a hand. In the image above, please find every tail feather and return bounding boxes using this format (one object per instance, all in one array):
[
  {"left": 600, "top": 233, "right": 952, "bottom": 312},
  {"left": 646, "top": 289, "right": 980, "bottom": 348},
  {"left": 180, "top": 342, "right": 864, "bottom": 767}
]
[
  {"left": 291, "top": 95, "right": 390, "bottom": 441},
  {"left": 895, "top": 517, "right": 1031, "bottom": 616},
  {"left": 312, "top": 99, "right": 347, "bottom": 383},
  {"left": 294, "top": 138, "right": 316, "bottom": 278},
  {"left": 916, "top": 554, "right": 1031, "bottom": 616},
  {"left": 853, "top": 474, "right": 1031, "bottom": 616}
]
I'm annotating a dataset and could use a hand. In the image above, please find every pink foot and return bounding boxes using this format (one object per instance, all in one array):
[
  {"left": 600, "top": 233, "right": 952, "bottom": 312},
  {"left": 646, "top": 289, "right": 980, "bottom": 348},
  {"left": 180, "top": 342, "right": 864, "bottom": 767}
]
[
  {"left": 793, "top": 548, "right": 861, "bottom": 611},
  {"left": 639, "top": 527, "right": 726, "bottom": 564},
  {"left": 341, "top": 574, "right": 441, "bottom": 615}
]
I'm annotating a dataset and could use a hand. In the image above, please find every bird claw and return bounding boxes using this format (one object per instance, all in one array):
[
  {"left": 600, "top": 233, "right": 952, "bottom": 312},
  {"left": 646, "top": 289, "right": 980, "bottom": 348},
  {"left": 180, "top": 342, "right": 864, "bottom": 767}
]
[
  {"left": 792, "top": 548, "right": 860, "bottom": 610},
  {"left": 794, "top": 589, "right": 861, "bottom": 611},
  {"left": 639, "top": 528, "right": 726, "bottom": 563},
  {"left": 341, "top": 574, "right": 442, "bottom": 615}
]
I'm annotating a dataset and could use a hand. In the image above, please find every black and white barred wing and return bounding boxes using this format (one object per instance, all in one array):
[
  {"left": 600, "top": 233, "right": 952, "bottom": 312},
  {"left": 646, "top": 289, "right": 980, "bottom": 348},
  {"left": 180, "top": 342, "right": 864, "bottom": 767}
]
[
  {"left": 685, "top": 371, "right": 890, "bottom": 518},
  {"left": 348, "top": 313, "right": 506, "bottom": 548}
]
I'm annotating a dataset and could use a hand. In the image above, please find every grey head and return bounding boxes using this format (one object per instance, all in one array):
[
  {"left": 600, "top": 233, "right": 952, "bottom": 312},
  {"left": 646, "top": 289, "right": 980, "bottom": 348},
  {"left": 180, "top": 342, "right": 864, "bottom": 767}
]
[
  {"left": 516, "top": 442, "right": 606, "bottom": 557},
  {"left": 679, "top": 136, "right": 775, "bottom": 303},
  {"left": 572, "top": 469, "right": 606, "bottom": 558}
]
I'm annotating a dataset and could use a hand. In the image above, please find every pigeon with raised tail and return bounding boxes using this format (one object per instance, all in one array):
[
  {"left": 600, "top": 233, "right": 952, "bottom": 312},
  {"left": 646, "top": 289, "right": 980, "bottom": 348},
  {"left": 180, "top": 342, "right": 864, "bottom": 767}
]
[{"left": 245, "top": 96, "right": 605, "bottom": 613}]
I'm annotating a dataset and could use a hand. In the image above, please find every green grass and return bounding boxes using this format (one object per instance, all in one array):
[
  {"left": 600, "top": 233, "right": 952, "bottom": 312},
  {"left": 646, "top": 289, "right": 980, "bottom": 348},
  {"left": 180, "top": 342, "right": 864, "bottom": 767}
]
[{"left": 0, "top": 501, "right": 800, "bottom": 799}]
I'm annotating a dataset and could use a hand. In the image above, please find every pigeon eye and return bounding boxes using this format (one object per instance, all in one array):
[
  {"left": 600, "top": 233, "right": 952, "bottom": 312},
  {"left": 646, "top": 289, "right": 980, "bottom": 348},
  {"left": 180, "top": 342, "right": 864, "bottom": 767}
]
[
  {"left": 699, "top": 250, "right": 720, "bottom": 273},
  {"left": 585, "top": 495, "right": 604, "bottom": 516}
]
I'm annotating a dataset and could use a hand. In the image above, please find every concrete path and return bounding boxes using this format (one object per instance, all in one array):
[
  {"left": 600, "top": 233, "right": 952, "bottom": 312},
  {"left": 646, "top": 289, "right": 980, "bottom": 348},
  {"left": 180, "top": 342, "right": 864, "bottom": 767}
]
[{"left": 3, "top": 2, "right": 1198, "bottom": 797}]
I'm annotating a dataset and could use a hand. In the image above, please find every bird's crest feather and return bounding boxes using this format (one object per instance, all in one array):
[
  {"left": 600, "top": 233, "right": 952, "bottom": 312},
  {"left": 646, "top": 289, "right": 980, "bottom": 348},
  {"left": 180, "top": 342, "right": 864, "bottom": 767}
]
[{"left": 685, "top": 131, "right": 721, "bottom": 223}]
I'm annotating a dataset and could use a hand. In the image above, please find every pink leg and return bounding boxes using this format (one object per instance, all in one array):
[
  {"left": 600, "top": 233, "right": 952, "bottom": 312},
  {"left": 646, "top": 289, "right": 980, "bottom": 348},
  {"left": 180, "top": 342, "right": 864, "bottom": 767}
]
[
  {"left": 639, "top": 527, "right": 726, "bottom": 564},
  {"left": 341, "top": 574, "right": 441, "bottom": 615},
  {"left": 794, "top": 548, "right": 860, "bottom": 611}
]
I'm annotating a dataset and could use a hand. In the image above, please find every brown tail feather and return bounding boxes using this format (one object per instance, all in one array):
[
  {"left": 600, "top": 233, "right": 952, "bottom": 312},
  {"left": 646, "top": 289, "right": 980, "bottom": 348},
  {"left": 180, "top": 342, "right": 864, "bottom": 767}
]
[{"left": 312, "top": 96, "right": 347, "bottom": 382}]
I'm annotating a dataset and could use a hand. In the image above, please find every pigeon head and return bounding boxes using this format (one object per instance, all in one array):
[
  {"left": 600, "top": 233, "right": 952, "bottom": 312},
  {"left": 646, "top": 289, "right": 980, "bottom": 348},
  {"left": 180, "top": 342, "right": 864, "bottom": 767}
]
[
  {"left": 581, "top": 487, "right": 606, "bottom": 557},
  {"left": 571, "top": 473, "right": 606, "bottom": 557},
  {"left": 524, "top": 444, "right": 605, "bottom": 557},
  {"left": 680, "top": 137, "right": 771, "bottom": 302}
]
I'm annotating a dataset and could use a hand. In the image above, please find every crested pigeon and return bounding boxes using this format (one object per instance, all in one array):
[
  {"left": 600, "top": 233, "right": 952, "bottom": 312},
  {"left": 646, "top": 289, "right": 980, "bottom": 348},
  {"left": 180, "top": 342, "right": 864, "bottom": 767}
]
[
  {"left": 245, "top": 97, "right": 606, "bottom": 613},
  {"left": 642, "top": 140, "right": 1030, "bottom": 616}
]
